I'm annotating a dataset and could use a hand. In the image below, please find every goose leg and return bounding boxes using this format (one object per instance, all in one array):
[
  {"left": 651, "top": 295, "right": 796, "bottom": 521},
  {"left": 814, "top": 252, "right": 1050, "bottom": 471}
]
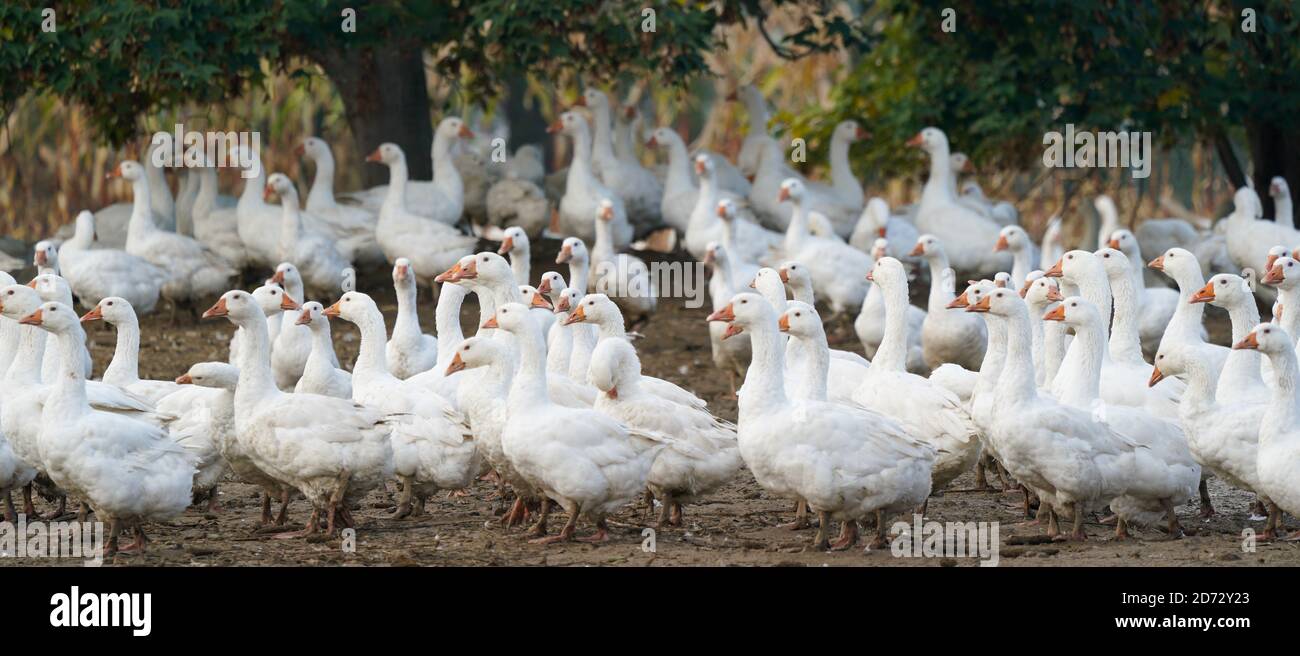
[
  {"left": 779, "top": 500, "right": 811, "bottom": 530},
  {"left": 273, "top": 507, "right": 320, "bottom": 539},
  {"left": 974, "top": 457, "right": 990, "bottom": 490},
  {"left": 577, "top": 517, "right": 610, "bottom": 543},
  {"left": 412, "top": 493, "right": 427, "bottom": 517},
  {"left": 76, "top": 502, "right": 89, "bottom": 523},
  {"left": 812, "top": 511, "right": 831, "bottom": 550},
  {"left": 1261, "top": 502, "right": 1282, "bottom": 540},
  {"left": 260, "top": 492, "right": 272, "bottom": 525},
  {"left": 642, "top": 489, "right": 655, "bottom": 519},
  {"left": 830, "top": 519, "right": 859, "bottom": 550},
  {"left": 392, "top": 475, "right": 414, "bottom": 520},
  {"left": 727, "top": 371, "right": 738, "bottom": 400},
  {"left": 1198, "top": 479, "right": 1215, "bottom": 518},
  {"left": 120, "top": 525, "right": 148, "bottom": 553},
  {"left": 275, "top": 489, "right": 291, "bottom": 525},
  {"left": 1063, "top": 503, "right": 1085, "bottom": 541},
  {"left": 326, "top": 470, "right": 352, "bottom": 536},
  {"left": 669, "top": 501, "right": 684, "bottom": 527},
  {"left": 1043, "top": 504, "right": 1060, "bottom": 538},
  {"left": 867, "top": 510, "right": 889, "bottom": 549},
  {"left": 3, "top": 492, "right": 16, "bottom": 523},
  {"left": 1021, "top": 485, "right": 1035, "bottom": 520},
  {"left": 1162, "top": 499, "right": 1185, "bottom": 540},
  {"left": 527, "top": 498, "right": 550, "bottom": 537},
  {"left": 41, "top": 495, "right": 66, "bottom": 521},
  {"left": 1113, "top": 517, "right": 1130, "bottom": 541},
  {"left": 530, "top": 503, "right": 576, "bottom": 545},
  {"left": 104, "top": 519, "right": 122, "bottom": 557},
  {"left": 655, "top": 492, "right": 673, "bottom": 530},
  {"left": 206, "top": 486, "right": 223, "bottom": 513},
  {"left": 22, "top": 484, "right": 35, "bottom": 517}
]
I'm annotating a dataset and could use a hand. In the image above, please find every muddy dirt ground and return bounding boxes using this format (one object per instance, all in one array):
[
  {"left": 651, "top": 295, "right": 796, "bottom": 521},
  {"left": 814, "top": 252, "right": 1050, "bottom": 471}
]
[{"left": 3, "top": 238, "right": 1298, "bottom": 567}]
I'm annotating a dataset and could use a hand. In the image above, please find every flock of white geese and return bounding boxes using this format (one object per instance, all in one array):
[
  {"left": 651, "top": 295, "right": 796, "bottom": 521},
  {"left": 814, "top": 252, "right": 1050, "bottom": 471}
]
[{"left": 2, "top": 85, "right": 1299, "bottom": 555}]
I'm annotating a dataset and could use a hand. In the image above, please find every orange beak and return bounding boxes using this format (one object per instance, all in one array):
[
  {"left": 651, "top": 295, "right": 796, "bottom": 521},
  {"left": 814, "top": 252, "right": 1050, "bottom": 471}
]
[
  {"left": 777, "top": 187, "right": 790, "bottom": 202},
  {"left": 280, "top": 294, "right": 300, "bottom": 311},
  {"left": 946, "top": 291, "right": 970, "bottom": 309},
  {"left": 1148, "top": 255, "right": 1165, "bottom": 271},
  {"left": 562, "top": 304, "right": 587, "bottom": 325},
  {"left": 80, "top": 306, "right": 104, "bottom": 322},
  {"left": 294, "top": 143, "right": 306, "bottom": 157},
  {"left": 707, "top": 304, "right": 735, "bottom": 323},
  {"left": 458, "top": 125, "right": 474, "bottom": 139},
  {"left": 537, "top": 278, "right": 552, "bottom": 295},
  {"left": 778, "top": 268, "right": 790, "bottom": 283},
  {"left": 855, "top": 126, "right": 870, "bottom": 140},
  {"left": 694, "top": 160, "right": 706, "bottom": 175},
  {"left": 646, "top": 135, "right": 659, "bottom": 148},
  {"left": 271, "top": 269, "right": 286, "bottom": 285},
  {"left": 1233, "top": 332, "right": 1260, "bottom": 350},
  {"left": 865, "top": 269, "right": 874, "bottom": 282},
  {"left": 748, "top": 278, "right": 757, "bottom": 289},
  {"left": 906, "top": 133, "right": 924, "bottom": 147},
  {"left": 1046, "top": 287, "right": 1064, "bottom": 302},
  {"left": 573, "top": 96, "right": 587, "bottom": 107},
  {"left": 715, "top": 203, "right": 727, "bottom": 218},
  {"left": 777, "top": 313, "right": 791, "bottom": 332},
  {"left": 556, "top": 244, "right": 573, "bottom": 264},
  {"left": 530, "top": 292, "right": 553, "bottom": 310},
  {"left": 434, "top": 263, "right": 461, "bottom": 283},
  {"left": 1044, "top": 258, "right": 1064, "bottom": 277},
  {"left": 263, "top": 184, "right": 275, "bottom": 202},
  {"left": 1266, "top": 254, "right": 1280, "bottom": 271},
  {"left": 725, "top": 90, "right": 738, "bottom": 102},
  {"left": 877, "top": 227, "right": 887, "bottom": 238},
  {"left": 365, "top": 148, "right": 382, "bottom": 163},
  {"left": 1147, "top": 366, "right": 1165, "bottom": 387},
  {"left": 967, "top": 295, "right": 992, "bottom": 313},
  {"left": 481, "top": 315, "right": 499, "bottom": 330},
  {"left": 26, "top": 278, "right": 37, "bottom": 289},
  {"left": 19, "top": 309, "right": 43, "bottom": 326},
  {"left": 1018, "top": 280, "right": 1032, "bottom": 298},
  {"left": 445, "top": 352, "right": 467, "bottom": 376},
  {"left": 34, "top": 250, "right": 47, "bottom": 266},
  {"left": 624, "top": 106, "right": 636, "bottom": 119},
  {"left": 176, "top": 374, "right": 193, "bottom": 385},
  {"left": 1263, "top": 264, "right": 1285, "bottom": 286},
  {"left": 201, "top": 297, "right": 229, "bottom": 319},
  {"left": 295, "top": 308, "right": 313, "bottom": 325},
  {"left": 394, "top": 263, "right": 409, "bottom": 280},
  {"left": 599, "top": 205, "right": 614, "bottom": 221},
  {"left": 497, "top": 236, "right": 514, "bottom": 255},
  {"left": 1043, "top": 305, "right": 1066, "bottom": 322},
  {"left": 322, "top": 301, "right": 342, "bottom": 318},
  {"left": 1189, "top": 282, "right": 1215, "bottom": 304},
  {"left": 703, "top": 250, "right": 716, "bottom": 266},
  {"left": 1108, "top": 238, "right": 1121, "bottom": 250},
  {"left": 606, "top": 386, "right": 618, "bottom": 400},
  {"left": 556, "top": 295, "right": 571, "bottom": 312},
  {"left": 105, "top": 163, "right": 123, "bottom": 179},
  {"left": 546, "top": 120, "right": 563, "bottom": 134},
  {"left": 909, "top": 242, "right": 926, "bottom": 257},
  {"left": 994, "top": 234, "right": 1009, "bottom": 252}
]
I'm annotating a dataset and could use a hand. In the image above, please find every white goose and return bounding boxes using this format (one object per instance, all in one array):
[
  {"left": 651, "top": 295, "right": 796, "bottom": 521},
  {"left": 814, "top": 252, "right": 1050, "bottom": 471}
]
[
  {"left": 492, "top": 302, "right": 667, "bottom": 543},
  {"left": 685, "top": 155, "right": 781, "bottom": 263},
  {"left": 709, "top": 293, "right": 934, "bottom": 549},
  {"left": 993, "top": 224, "right": 1039, "bottom": 289},
  {"left": 908, "top": 128, "right": 1009, "bottom": 276},
  {"left": 497, "top": 226, "right": 534, "bottom": 285},
  {"left": 325, "top": 291, "right": 480, "bottom": 517},
  {"left": 189, "top": 159, "right": 247, "bottom": 270},
  {"left": 110, "top": 161, "right": 237, "bottom": 308},
  {"left": 387, "top": 258, "right": 439, "bottom": 380},
  {"left": 1148, "top": 247, "right": 1224, "bottom": 367},
  {"left": 777, "top": 179, "right": 871, "bottom": 316},
  {"left": 589, "top": 335, "right": 741, "bottom": 528},
  {"left": 704, "top": 242, "right": 751, "bottom": 398},
  {"left": 1107, "top": 229, "right": 1178, "bottom": 356},
  {"left": 578, "top": 89, "right": 663, "bottom": 231},
  {"left": 298, "top": 136, "right": 383, "bottom": 264},
  {"left": 849, "top": 197, "right": 919, "bottom": 263},
  {"left": 367, "top": 142, "right": 478, "bottom": 286},
  {"left": 79, "top": 297, "right": 179, "bottom": 403},
  {"left": 56, "top": 211, "right": 164, "bottom": 314},
  {"left": 349, "top": 117, "right": 473, "bottom": 225},
  {"left": 1270, "top": 177, "right": 1294, "bottom": 230},
  {"left": 590, "top": 199, "right": 657, "bottom": 330},
  {"left": 1190, "top": 272, "right": 1267, "bottom": 404},
  {"left": 92, "top": 139, "right": 177, "bottom": 248},
  {"left": 550, "top": 110, "right": 633, "bottom": 248},
  {"left": 27, "top": 301, "right": 193, "bottom": 554},
  {"left": 1224, "top": 187, "right": 1300, "bottom": 277},
  {"left": 1235, "top": 324, "right": 1300, "bottom": 539},
  {"left": 269, "top": 263, "right": 317, "bottom": 392},
  {"left": 204, "top": 289, "right": 394, "bottom": 537},
  {"left": 912, "top": 234, "right": 986, "bottom": 371},
  {"left": 292, "top": 302, "right": 352, "bottom": 399},
  {"left": 851, "top": 238, "right": 926, "bottom": 372},
  {"left": 264, "top": 174, "right": 352, "bottom": 298},
  {"left": 159, "top": 362, "right": 240, "bottom": 513}
]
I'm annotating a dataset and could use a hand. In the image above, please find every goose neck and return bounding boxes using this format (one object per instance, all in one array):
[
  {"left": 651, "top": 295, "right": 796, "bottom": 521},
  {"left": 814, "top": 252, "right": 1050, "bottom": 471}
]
[
  {"left": 102, "top": 319, "right": 142, "bottom": 387},
  {"left": 1265, "top": 345, "right": 1300, "bottom": 443},
  {"left": 128, "top": 174, "right": 155, "bottom": 237},
  {"left": 352, "top": 306, "right": 393, "bottom": 379},
  {"left": 1058, "top": 315, "right": 1106, "bottom": 407},
  {"left": 738, "top": 318, "right": 788, "bottom": 415},
  {"left": 279, "top": 200, "right": 302, "bottom": 258},
  {"left": 998, "top": 304, "right": 1040, "bottom": 405},
  {"left": 829, "top": 137, "right": 862, "bottom": 204},
  {"left": 435, "top": 284, "right": 468, "bottom": 363},
  {"left": 306, "top": 150, "right": 337, "bottom": 209},
  {"left": 786, "top": 334, "right": 829, "bottom": 401},
  {"left": 508, "top": 323, "right": 550, "bottom": 408},
  {"left": 663, "top": 139, "right": 694, "bottom": 197},
  {"left": 567, "top": 259, "right": 590, "bottom": 294},
  {"left": 432, "top": 135, "right": 463, "bottom": 201},
  {"left": 232, "top": 313, "right": 280, "bottom": 404},
  {"left": 47, "top": 329, "right": 89, "bottom": 415},
  {"left": 392, "top": 282, "right": 423, "bottom": 344},
  {"left": 873, "top": 280, "right": 912, "bottom": 372},
  {"left": 509, "top": 254, "right": 530, "bottom": 286},
  {"left": 193, "top": 165, "right": 219, "bottom": 222},
  {"left": 1107, "top": 273, "right": 1145, "bottom": 364},
  {"left": 384, "top": 159, "right": 410, "bottom": 209},
  {"left": 6, "top": 325, "right": 46, "bottom": 384},
  {"left": 1276, "top": 196, "right": 1294, "bottom": 229},
  {"left": 783, "top": 200, "right": 811, "bottom": 253}
]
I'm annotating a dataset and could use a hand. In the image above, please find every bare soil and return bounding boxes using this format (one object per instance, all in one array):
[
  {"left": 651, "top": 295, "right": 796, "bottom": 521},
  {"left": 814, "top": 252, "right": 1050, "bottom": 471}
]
[{"left": 3, "top": 240, "right": 1297, "bottom": 567}]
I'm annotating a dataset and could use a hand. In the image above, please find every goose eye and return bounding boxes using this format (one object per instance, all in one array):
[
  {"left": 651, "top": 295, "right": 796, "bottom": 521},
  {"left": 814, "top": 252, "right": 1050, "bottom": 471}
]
[
  {"left": 107, "top": 301, "right": 113, "bottom": 306},
  {"left": 740, "top": 299, "right": 748, "bottom": 304}
]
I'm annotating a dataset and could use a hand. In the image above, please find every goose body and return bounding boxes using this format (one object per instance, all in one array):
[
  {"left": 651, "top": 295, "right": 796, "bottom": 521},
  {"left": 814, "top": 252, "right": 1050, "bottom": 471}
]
[{"left": 56, "top": 211, "right": 164, "bottom": 314}]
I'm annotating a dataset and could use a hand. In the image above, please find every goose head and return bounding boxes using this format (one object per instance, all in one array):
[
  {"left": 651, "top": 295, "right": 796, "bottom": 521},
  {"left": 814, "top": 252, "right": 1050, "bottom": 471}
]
[
  {"left": 546, "top": 111, "right": 588, "bottom": 139},
  {"left": 203, "top": 289, "right": 267, "bottom": 325},
  {"left": 298, "top": 137, "right": 329, "bottom": 161},
  {"left": 777, "top": 300, "right": 824, "bottom": 339},
  {"left": 715, "top": 198, "right": 737, "bottom": 222},
  {"left": 80, "top": 296, "right": 136, "bottom": 326},
  {"left": 436, "top": 116, "right": 474, "bottom": 142},
  {"left": 778, "top": 261, "right": 812, "bottom": 291},
  {"left": 777, "top": 178, "right": 805, "bottom": 204},
  {"left": 1093, "top": 247, "right": 1132, "bottom": 282},
  {"left": 965, "top": 286, "right": 1024, "bottom": 317},
  {"left": 1262, "top": 256, "right": 1300, "bottom": 289},
  {"left": 538, "top": 271, "right": 567, "bottom": 302},
  {"left": 272, "top": 262, "right": 304, "bottom": 293},
  {"left": 1021, "top": 274, "right": 1062, "bottom": 307},
  {"left": 949, "top": 152, "right": 971, "bottom": 173},
  {"left": 596, "top": 198, "right": 616, "bottom": 223},
  {"left": 29, "top": 273, "right": 73, "bottom": 305},
  {"left": 858, "top": 197, "right": 891, "bottom": 238},
  {"left": 0, "top": 284, "right": 43, "bottom": 321},
  {"left": 835, "top": 120, "right": 869, "bottom": 144},
  {"left": 694, "top": 153, "right": 716, "bottom": 179},
  {"left": 19, "top": 301, "right": 78, "bottom": 334},
  {"left": 556, "top": 237, "right": 589, "bottom": 265},
  {"left": 645, "top": 127, "right": 679, "bottom": 150},
  {"left": 106, "top": 160, "right": 145, "bottom": 182},
  {"left": 1093, "top": 195, "right": 1119, "bottom": 224},
  {"left": 365, "top": 143, "right": 405, "bottom": 167},
  {"left": 1270, "top": 176, "right": 1290, "bottom": 202},
  {"left": 1148, "top": 344, "right": 1197, "bottom": 387},
  {"left": 73, "top": 210, "right": 98, "bottom": 243},
  {"left": 1233, "top": 187, "right": 1263, "bottom": 220},
  {"left": 703, "top": 241, "right": 724, "bottom": 267},
  {"left": 176, "top": 361, "right": 240, "bottom": 389},
  {"left": 867, "top": 256, "right": 907, "bottom": 290},
  {"left": 575, "top": 88, "right": 609, "bottom": 112},
  {"left": 263, "top": 172, "right": 298, "bottom": 203},
  {"left": 322, "top": 291, "right": 377, "bottom": 325},
  {"left": 947, "top": 277, "right": 994, "bottom": 309},
  {"left": 1147, "top": 247, "right": 1199, "bottom": 285},
  {"left": 555, "top": 287, "right": 582, "bottom": 315},
  {"left": 961, "top": 180, "right": 985, "bottom": 199},
  {"left": 750, "top": 268, "right": 786, "bottom": 306},
  {"left": 870, "top": 238, "right": 889, "bottom": 260},
  {"left": 445, "top": 335, "right": 504, "bottom": 376},
  {"left": 520, "top": 284, "right": 552, "bottom": 311},
  {"left": 994, "top": 225, "right": 1030, "bottom": 253},
  {"left": 1045, "top": 250, "right": 1101, "bottom": 286},
  {"left": 481, "top": 302, "right": 533, "bottom": 334},
  {"left": 33, "top": 241, "right": 58, "bottom": 272},
  {"left": 707, "top": 292, "right": 771, "bottom": 340},
  {"left": 296, "top": 301, "right": 327, "bottom": 327},
  {"left": 1192, "top": 273, "right": 1252, "bottom": 308},
  {"left": 1233, "top": 322, "right": 1294, "bottom": 354},
  {"left": 905, "top": 127, "right": 949, "bottom": 157},
  {"left": 563, "top": 292, "right": 619, "bottom": 327},
  {"left": 1042, "top": 295, "right": 1100, "bottom": 330},
  {"left": 497, "top": 227, "right": 529, "bottom": 257},
  {"left": 1265, "top": 245, "right": 1289, "bottom": 271},
  {"left": 1107, "top": 229, "right": 1142, "bottom": 261},
  {"left": 392, "top": 257, "right": 417, "bottom": 288},
  {"left": 909, "top": 234, "right": 944, "bottom": 259}
]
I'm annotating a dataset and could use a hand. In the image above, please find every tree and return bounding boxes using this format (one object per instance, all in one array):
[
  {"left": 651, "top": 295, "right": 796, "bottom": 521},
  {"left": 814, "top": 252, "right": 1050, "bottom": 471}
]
[{"left": 801, "top": 0, "right": 1300, "bottom": 217}]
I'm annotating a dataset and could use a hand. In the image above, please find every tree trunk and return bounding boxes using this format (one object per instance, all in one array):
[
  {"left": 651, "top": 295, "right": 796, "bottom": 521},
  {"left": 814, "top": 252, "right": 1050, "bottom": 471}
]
[
  {"left": 1246, "top": 120, "right": 1300, "bottom": 221},
  {"left": 316, "top": 44, "right": 432, "bottom": 187}
]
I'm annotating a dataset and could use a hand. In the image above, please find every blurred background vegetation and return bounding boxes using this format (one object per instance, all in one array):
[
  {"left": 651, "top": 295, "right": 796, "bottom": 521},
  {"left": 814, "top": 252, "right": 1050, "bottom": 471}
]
[{"left": 1, "top": 0, "right": 1295, "bottom": 248}]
